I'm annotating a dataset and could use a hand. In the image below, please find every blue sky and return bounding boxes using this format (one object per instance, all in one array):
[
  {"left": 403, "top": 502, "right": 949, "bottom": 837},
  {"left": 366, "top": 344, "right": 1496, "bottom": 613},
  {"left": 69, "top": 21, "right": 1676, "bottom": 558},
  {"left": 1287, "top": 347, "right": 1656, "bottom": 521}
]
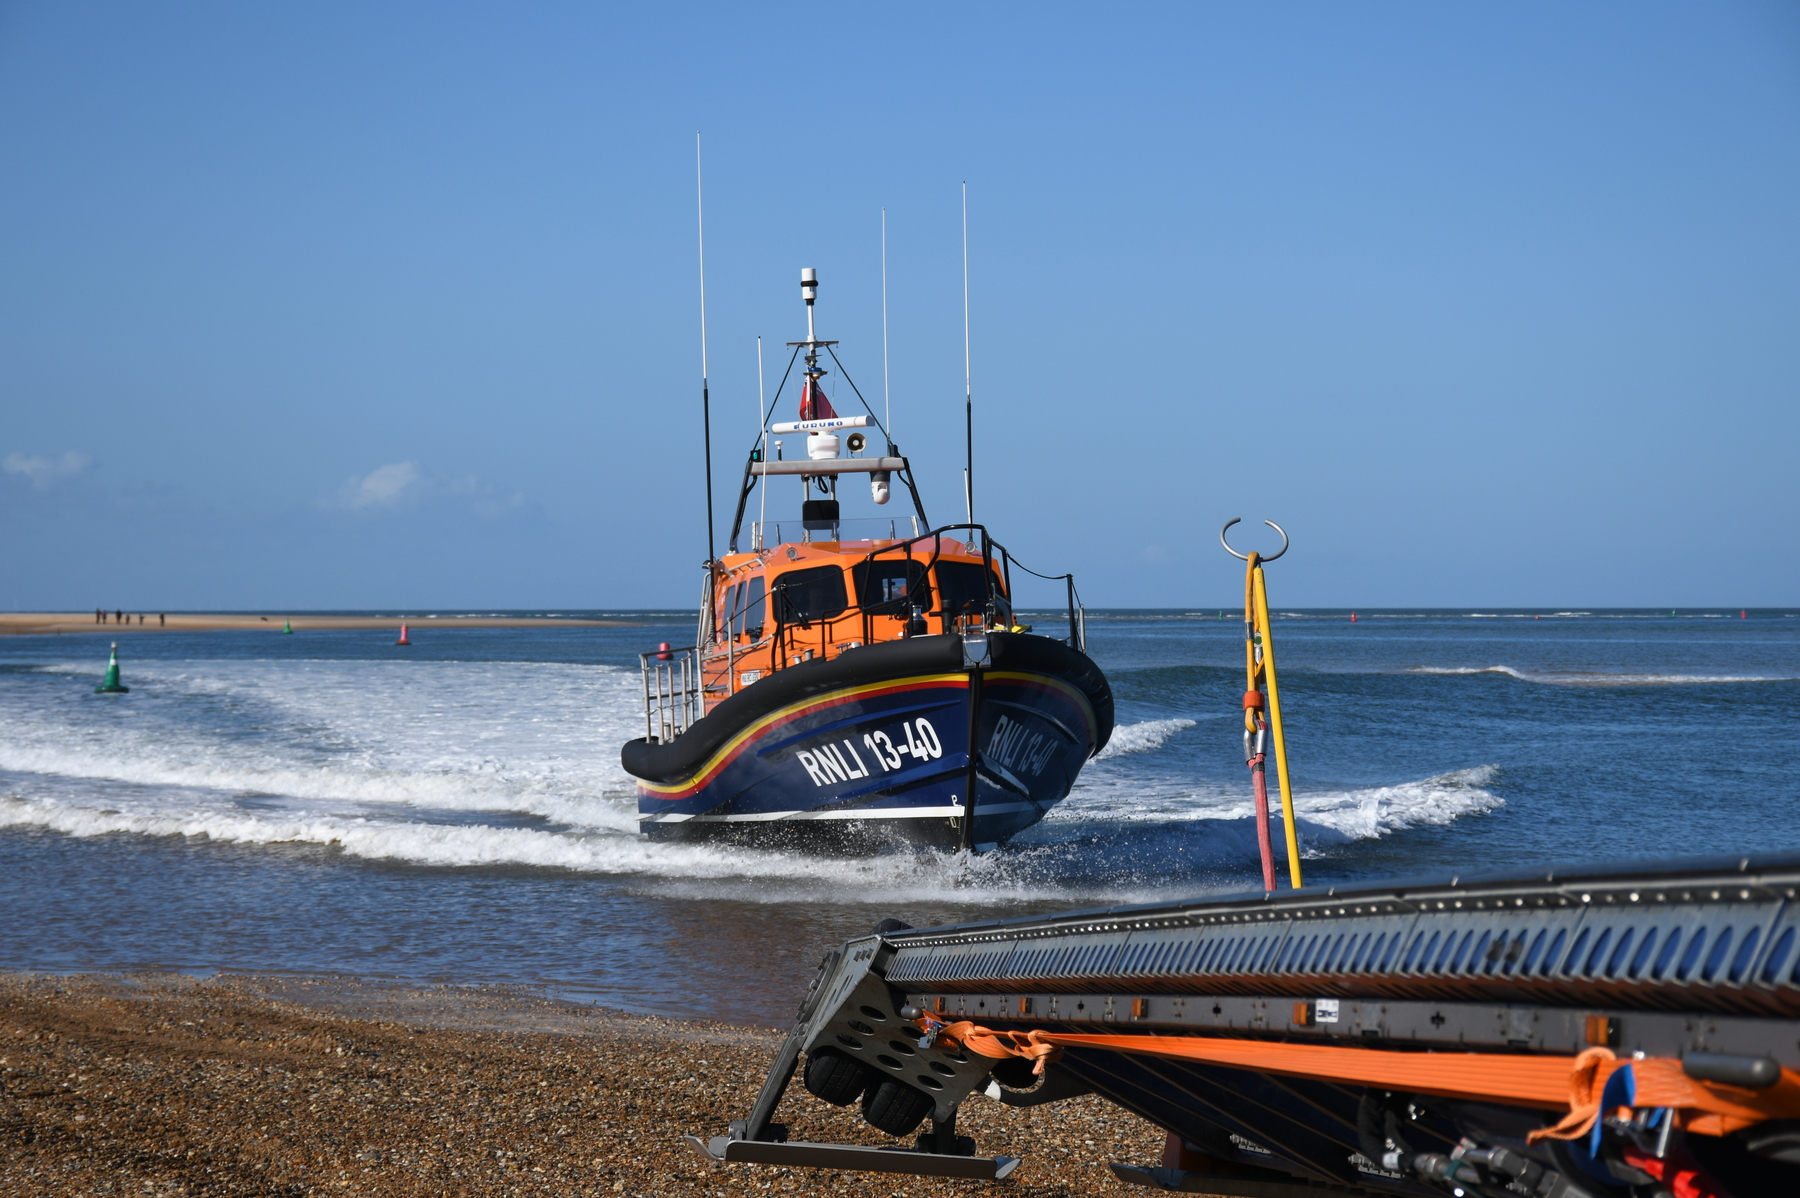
[{"left": 2, "top": 2, "right": 1796, "bottom": 610}]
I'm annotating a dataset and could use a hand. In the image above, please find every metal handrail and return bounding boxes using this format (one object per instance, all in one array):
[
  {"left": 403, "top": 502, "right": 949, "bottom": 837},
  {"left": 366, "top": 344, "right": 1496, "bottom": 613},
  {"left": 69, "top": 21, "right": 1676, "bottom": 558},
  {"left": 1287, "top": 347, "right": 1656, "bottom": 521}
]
[
  {"left": 639, "top": 645, "right": 700, "bottom": 743},
  {"left": 860, "top": 524, "right": 1086, "bottom": 652}
]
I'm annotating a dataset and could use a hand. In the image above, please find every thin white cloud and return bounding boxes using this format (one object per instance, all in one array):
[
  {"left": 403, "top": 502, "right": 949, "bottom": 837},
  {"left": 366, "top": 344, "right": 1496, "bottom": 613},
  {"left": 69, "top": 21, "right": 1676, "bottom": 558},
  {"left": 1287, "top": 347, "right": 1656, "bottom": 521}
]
[
  {"left": 340, "top": 461, "right": 421, "bottom": 508},
  {"left": 3, "top": 451, "right": 93, "bottom": 488},
  {"left": 325, "top": 461, "right": 526, "bottom": 519}
]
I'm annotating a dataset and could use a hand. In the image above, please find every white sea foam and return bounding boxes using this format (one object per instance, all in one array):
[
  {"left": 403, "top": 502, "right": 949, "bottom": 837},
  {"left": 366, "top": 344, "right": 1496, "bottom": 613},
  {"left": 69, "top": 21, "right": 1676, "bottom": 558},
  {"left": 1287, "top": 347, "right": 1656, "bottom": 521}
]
[
  {"left": 1039, "top": 760, "right": 1503, "bottom": 854},
  {"left": 1289, "top": 764, "right": 1503, "bottom": 842},
  {"left": 5, "top": 659, "right": 642, "bottom": 821},
  {"left": 0, "top": 788, "right": 1097, "bottom": 906},
  {"left": 1096, "top": 718, "right": 1197, "bottom": 759},
  {"left": 0, "top": 654, "right": 1507, "bottom": 900},
  {"left": 0, "top": 655, "right": 1095, "bottom": 903},
  {"left": 1409, "top": 665, "right": 1789, "bottom": 686}
]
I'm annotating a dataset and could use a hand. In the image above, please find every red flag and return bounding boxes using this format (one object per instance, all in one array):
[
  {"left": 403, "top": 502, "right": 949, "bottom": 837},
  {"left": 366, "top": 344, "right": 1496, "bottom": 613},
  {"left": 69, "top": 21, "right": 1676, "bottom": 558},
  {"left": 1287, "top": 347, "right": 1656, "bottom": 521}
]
[{"left": 800, "top": 377, "right": 837, "bottom": 422}]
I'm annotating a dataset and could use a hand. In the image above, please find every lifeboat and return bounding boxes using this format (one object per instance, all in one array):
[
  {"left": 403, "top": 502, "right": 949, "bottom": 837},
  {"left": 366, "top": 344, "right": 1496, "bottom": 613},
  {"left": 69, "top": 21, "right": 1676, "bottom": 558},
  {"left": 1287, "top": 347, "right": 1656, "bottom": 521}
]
[{"left": 622, "top": 268, "right": 1113, "bottom": 852}]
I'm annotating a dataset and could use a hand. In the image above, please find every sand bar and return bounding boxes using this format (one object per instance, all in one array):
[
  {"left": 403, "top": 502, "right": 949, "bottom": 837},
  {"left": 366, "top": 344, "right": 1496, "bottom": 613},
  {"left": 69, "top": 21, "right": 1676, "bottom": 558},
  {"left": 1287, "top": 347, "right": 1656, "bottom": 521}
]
[
  {"left": 0, "top": 972, "right": 1166, "bottom": 1197},
  {"left": 0, "top": 613, "right": 638, "bottom": 636}
]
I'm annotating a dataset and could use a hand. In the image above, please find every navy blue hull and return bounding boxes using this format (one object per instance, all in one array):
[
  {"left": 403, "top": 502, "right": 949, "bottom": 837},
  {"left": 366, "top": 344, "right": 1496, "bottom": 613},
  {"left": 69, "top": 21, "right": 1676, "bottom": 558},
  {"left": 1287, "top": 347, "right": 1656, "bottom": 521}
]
[{"left": 624, "top": 634, "right": 1113, "bottom": 852}]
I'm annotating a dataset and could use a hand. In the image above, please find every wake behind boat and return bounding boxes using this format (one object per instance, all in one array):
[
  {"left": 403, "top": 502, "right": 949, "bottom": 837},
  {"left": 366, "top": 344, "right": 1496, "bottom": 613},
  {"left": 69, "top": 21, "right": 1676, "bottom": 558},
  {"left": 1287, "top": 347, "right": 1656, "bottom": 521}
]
[{"left": 622, "top": 268, "right": 1112, "bottom": 852}]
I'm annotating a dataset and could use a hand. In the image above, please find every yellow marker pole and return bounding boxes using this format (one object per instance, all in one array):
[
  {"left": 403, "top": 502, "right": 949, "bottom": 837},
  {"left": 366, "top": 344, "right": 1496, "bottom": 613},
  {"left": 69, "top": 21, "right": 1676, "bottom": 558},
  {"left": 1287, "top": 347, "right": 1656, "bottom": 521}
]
[
  {"left": 1242, "top": 553, "right": 1276, "bottom": 890},
  {"left": 1253, "top": 567, "right": 1303, "bottom": 888}
]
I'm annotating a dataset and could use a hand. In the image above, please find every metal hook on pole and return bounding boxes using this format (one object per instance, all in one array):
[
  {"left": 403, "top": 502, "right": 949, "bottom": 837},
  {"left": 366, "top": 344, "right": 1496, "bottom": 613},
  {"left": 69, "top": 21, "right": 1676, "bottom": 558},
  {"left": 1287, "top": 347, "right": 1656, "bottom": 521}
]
[
  {"left": 1219, "top": 518, "right": 1289, "bottom": 563},
  {"left": 1221, "top": 516, "right": 1301, "bottom": 892}
]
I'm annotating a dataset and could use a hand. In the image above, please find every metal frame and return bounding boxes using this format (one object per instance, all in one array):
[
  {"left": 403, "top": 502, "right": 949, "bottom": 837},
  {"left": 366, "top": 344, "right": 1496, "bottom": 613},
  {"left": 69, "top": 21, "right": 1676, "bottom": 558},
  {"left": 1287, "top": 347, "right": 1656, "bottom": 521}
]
[
  {"left": 880, "top": 854, "right": 1800, "bottom": 1018},
  {"left": 639, "top": 646, "right": 700, "bottom": 743},
  {"left": 685, "top": 1136, "right": 1018, "bottom": 1179},
  {"left": 691, "top": 854, "right": 1800, "bottom": 1190}
]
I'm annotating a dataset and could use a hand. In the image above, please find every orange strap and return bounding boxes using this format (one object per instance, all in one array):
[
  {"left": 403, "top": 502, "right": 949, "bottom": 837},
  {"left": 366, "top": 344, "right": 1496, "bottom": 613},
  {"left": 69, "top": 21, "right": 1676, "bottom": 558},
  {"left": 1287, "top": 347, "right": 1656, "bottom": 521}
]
[
  {"left": 1526, "top": 1047, "right": 1619, "bottom": 1143},
  {"left": 1520, "top": 1048, "right": 1800, "bottom": 1141},
  {"left": 923, "top": 1020, "right": 1800, "bottom": 1137},
  {"left": 934, "top": 1021, "right": 1064, "bottom": 1074}
]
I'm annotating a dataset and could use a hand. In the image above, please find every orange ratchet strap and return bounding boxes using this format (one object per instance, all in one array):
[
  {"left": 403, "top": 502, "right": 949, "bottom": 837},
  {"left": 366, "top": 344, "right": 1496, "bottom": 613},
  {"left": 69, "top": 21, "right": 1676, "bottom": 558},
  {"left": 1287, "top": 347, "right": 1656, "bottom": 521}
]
[{"left": 921, "top": 1018, "right": 1800, "bottom": 1139}]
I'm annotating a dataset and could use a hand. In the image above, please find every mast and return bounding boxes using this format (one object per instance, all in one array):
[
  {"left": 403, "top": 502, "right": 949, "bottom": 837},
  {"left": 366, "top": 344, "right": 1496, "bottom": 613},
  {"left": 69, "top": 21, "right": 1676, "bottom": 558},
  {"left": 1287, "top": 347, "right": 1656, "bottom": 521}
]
[
  {"left": 697, "top": 134, "right": 717, "bottom": 635},
  {"left": 756, "top": 336, "right": 768, "bottom": 545},
  {"left": 962, "top": 183, "right": 973, "bottom": 524},
  {"left": 881, "top": 208, "right": 892, "bottom": 448},
  {"left": 788, "top": 272, "right": 839, "bottom": 425},
  {"left": 803, "top": 267, "right": 818, "bottom": 346}
]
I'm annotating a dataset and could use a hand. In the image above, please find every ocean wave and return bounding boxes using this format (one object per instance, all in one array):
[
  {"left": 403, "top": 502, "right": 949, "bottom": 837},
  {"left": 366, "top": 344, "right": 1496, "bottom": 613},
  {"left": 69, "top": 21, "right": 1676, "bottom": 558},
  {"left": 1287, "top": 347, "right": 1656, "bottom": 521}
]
[
  {"left": 1021, "top": 765, "right": 1502, "bottom": 869},
  {"left": 1408, "top": 665, "right": 1790, "bottom": 686},
  {"left": 0, "top": 745, "right": 637, "bottom": 830},
  {"left": 1096, "top": 718, "right": 1197, "bottom": 759},
  {"left": 1290, "top": 764, "right": 1503, "bottom": 842},
  {"left": 1043, "top": 762, "right": 1502, "bottom": 840},
  {"left": 0, "top": 792, "right": 1094, "bottom": 906},
  {"left": 0, "top": 763, "right": 1507, "bottom": 906},
  {"left": 0, "top": 652, "right": 1494, "bottom": 901},
  {"left": 0, "top": 796, "right": 710, "bottom": 877},
  {"left": 0, "top": 658, "right": 646, "bottom": 829}
]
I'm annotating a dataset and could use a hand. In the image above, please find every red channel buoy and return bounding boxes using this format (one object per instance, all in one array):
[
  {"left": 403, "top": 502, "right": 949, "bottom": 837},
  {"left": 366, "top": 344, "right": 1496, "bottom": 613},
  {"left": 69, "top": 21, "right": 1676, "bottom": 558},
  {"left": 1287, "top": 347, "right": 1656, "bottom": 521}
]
[
  {"left": 656, "top": 641, "right": 673, "bottom": 661},
  {"left": 1349, "top": 612, "right": 1357, "bottom": 623},
  {"left": 396, "top": 623, "right": 412, "bottom": 646},
  {"left": 1742, "top": 610, "right": 1748, "bottom": 619}
]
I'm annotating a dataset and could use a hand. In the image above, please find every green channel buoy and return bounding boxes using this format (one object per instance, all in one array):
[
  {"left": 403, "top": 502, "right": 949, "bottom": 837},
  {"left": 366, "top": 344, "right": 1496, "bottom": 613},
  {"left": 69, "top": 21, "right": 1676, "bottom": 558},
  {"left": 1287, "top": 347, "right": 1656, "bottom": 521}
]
[
  {"left": 283, "top": 619, "right": 293, "bottom": 634},
  {"left": 94, "top": 642, "right": 129, "bottom": 693}
]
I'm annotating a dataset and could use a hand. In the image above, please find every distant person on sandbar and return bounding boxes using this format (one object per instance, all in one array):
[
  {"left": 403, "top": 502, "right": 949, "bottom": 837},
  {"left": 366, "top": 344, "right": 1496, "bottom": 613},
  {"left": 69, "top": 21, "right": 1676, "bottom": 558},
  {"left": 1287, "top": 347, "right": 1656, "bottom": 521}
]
[
  {"left": 114, "top": 609, "right": 121, "bottom": 624},
  {"left": 159, "top": 613, "right": 165, "bottom": 627},
  {"left": 95, "top": 608, "right": 102, "bottom": 624}
]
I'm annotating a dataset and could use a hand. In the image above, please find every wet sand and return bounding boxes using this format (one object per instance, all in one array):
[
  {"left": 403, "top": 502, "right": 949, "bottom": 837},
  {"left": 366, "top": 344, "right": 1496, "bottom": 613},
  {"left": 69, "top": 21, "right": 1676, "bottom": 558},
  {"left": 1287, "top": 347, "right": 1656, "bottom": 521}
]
[
  {"left": 0, "top": 614, "right": 636, "bottom": 636},
  {"left": 0, "top": 972, "right": 1170, "bottom": 1197}
]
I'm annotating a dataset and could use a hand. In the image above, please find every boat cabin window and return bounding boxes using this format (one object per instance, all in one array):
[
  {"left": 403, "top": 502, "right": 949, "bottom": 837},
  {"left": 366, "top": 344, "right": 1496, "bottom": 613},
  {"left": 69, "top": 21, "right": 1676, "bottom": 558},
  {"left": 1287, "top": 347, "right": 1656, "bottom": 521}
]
[
  {"left": 738, "top": 576, "right": 766, "bottom": 639},
  {"left": 724, "top": 581, "right": 744, "bottom": 637},
  {"left": 771, "top": 565, "right": 847, "bottom": 625},
  {"left": 852, "top": 560, "right": 930, "bottom": 615},
  {"left": 935, "top": 561, "right": 1005, "bottom": 620}
]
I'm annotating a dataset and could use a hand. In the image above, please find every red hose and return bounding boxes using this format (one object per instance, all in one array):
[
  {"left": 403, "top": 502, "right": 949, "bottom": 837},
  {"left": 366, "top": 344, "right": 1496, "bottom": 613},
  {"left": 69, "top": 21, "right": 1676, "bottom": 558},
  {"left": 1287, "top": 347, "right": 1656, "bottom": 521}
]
[{"left": 1251, "top": 751, "right": 1275, "bottom": 891}]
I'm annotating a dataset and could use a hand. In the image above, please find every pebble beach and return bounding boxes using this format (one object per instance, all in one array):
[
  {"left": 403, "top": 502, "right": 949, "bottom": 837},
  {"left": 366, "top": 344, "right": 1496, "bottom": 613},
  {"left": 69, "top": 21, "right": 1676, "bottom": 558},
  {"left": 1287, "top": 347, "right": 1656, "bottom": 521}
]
[{"left": 0, "top": 972, "right": 1171, "bottom": 1198}]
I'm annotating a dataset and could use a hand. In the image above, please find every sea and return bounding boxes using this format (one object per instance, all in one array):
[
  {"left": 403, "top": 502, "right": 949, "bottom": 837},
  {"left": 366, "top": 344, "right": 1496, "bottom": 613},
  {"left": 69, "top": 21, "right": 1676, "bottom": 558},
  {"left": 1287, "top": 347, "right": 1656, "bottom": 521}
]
[{"left": 2, "top": 610, "right": 1796, "bottom": 1025}]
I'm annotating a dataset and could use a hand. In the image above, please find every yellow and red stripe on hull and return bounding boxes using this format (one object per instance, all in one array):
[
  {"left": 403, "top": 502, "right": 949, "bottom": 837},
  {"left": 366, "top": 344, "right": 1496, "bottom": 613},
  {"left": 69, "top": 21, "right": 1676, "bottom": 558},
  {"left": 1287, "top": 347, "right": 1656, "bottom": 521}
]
[
  {"left": 636, "top": 670, "right": 1094, "bottom": 802},
  {"left": 637, "top": 673, "right": 966, "bottom": 802}
]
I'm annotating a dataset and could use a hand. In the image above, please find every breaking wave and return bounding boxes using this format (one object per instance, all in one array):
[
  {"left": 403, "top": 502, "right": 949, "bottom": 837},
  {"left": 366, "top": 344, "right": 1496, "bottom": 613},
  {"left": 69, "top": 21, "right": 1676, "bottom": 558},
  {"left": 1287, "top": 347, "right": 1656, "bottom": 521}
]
[
  {"left": 1065, "top": 765, "right": 1502, "bottom": 866},
  {"left": 1291, "top": 764, "right": 1504, "bottom": 843},
  {"left": 1097, "top": 718, "right": 1197, "bottom": 759},
  {"left": 1409, "top": 665, "right": 1790, "bottom": 686},
  {"left": 0, "top": 654, "right": 1507, "bottom": 904},
  {"left": 1027, "top": 762, "right": 1504, "bottom": 862}
]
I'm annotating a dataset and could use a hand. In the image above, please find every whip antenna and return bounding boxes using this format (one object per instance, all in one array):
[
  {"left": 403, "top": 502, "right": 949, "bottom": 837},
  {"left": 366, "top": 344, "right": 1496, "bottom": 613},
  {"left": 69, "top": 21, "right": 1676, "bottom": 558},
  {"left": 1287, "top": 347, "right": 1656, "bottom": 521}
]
[
  {"left": 962, "top": 182, "right": 972, "bottom": 523},
  {"left": 757, "top": 336, "right": 768, "bottom": 543},
  {"left": 696, "top": 133, "right": 716, "bottom": 575},
  {"left": 881, "top": 207, "right": 892, "bottom": 445}
]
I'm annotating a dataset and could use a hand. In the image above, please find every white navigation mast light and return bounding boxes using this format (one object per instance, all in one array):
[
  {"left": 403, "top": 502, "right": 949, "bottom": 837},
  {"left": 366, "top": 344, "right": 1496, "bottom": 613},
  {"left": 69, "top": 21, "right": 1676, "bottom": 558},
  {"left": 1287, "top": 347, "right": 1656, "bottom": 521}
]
[{"left": 801, "top": 267, "right": 818, "bottom": 343}]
